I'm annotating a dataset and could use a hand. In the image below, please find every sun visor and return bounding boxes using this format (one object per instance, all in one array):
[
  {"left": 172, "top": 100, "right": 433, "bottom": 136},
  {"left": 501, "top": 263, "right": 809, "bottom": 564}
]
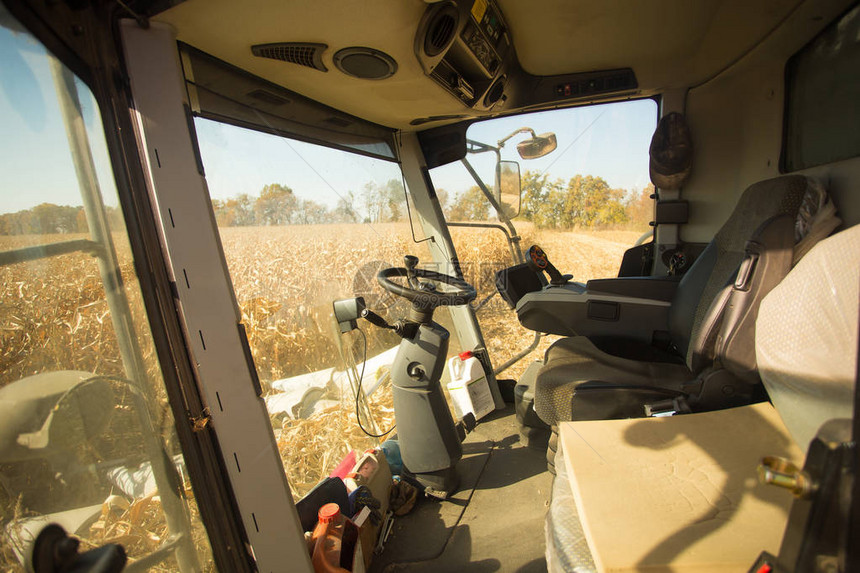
[{"left": 178, "top": 43, "right": 398, "bottom": 161}]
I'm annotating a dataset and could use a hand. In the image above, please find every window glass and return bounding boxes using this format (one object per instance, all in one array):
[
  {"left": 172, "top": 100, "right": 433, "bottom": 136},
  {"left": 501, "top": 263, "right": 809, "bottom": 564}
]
[
  {"left": 195, "top": 120, "right": 461, "bottom": 497},
  {"left": 0, "top": 13, "right": 213, "bottom": 571},
  {"left": 430, "top": 99, "right": 657, "bottom": 377},
  {"left": 783, "top": 4, "right": 860, "bottom": 171}
]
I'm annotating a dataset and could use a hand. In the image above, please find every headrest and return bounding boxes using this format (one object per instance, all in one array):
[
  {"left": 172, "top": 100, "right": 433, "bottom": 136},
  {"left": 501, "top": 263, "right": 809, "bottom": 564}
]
[{"left": 649, "top": 112, "right": 693, "bottom": 190}]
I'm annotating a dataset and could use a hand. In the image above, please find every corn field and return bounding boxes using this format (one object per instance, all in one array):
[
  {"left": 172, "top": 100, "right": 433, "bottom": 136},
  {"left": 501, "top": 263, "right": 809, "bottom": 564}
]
[{"left": 0, "top": 222, "right": 639, "bottom": 570}]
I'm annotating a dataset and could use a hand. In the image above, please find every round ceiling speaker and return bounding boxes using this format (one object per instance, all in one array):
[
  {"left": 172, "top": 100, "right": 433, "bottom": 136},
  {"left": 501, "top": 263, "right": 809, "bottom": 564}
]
[
  {"left": 333, "top": 47, "right": 398, "bottom": 80},
  {"left": 484, "top": 76, "right": 506, "bottom": 107}
]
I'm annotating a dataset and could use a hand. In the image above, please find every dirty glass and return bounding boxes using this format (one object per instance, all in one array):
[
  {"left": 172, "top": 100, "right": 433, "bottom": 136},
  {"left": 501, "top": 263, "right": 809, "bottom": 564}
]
[{"left": 0, "top": 11, "right": 213, "bottom": 571}]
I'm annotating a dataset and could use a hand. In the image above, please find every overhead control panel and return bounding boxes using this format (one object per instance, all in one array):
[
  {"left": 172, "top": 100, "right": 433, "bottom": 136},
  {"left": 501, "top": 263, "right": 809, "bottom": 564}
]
[
  {"left": 415, "top": 0, "right": 513, "bottom": 111},
  {"left": 414, "top": 0, "right": 639, "bottom": 116}
]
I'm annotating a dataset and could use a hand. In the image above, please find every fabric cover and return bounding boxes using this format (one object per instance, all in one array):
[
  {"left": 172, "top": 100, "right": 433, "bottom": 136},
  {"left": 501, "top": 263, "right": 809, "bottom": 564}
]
[{"left": 756, "top": 224, "right": 859, "bottom": 452}]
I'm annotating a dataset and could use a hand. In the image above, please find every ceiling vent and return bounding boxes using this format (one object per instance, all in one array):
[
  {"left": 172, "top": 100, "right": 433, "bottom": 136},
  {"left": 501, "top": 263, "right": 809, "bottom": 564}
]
[
  {"left": 333, "top": 47, "right": 398, "bottom": 80},
  {"left": 423, "top": 4, "right": 458, "bottom": 57},
  {"left": 251, "top": 42, "right": 328, "bottom": 72}
]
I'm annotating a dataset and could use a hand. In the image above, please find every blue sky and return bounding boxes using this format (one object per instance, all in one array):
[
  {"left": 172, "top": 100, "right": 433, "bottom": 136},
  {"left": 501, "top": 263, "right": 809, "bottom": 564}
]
[
  {"left": 0, "top": 24, "right": 118, "bottom": 214},
  {"left": 194, "top": 98, "right": 656, "bottom": 211},
  {"left": 436, "top": 99, "right": 657, "bottom": 201},
  {"left": 1, "top": 17, "right": 656, "bottom": 216}
]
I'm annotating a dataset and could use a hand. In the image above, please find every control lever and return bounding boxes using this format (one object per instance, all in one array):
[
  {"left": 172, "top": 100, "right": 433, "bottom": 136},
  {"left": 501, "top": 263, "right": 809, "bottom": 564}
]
[
  {"left": 526, "top": 245, "right": 572, "bottom": 286},
  {"left": 361, "top": 308, "right": 395, "bottom": 330},
  {"left": 365, "top": 309, "right": 419, "bottom": 339}
]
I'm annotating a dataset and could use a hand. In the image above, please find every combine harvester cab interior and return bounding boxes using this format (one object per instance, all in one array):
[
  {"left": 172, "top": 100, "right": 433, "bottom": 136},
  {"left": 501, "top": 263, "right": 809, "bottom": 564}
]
[{"left": 0, "top": 0, "right": 858, "bottom": 571}]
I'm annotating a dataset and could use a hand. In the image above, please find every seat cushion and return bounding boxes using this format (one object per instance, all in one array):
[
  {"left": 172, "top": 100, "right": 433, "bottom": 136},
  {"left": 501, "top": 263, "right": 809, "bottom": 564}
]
[{"left": 535, "top": 337, "right": 693, "bottom": 425}]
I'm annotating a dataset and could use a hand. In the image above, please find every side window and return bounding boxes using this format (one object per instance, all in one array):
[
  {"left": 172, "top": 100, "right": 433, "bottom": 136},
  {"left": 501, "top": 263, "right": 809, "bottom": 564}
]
[
  {"left": 430, "top": 99, "right": 657, "bottom": 376},
  {"left": 783, "top": 4, "right": 860, "bottom": 171},
  {"left": 194, "top": 120, "right": 461, "bottom": 497},
  {"left": 0, "top": 13, "right": 212, "bottom": 571}
]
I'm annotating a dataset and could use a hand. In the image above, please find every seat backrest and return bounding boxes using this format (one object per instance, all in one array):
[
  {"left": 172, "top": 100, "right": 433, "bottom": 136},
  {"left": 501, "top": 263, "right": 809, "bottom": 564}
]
[
  {"left": 668, "top": 175, "right": 812, "bottom": 371},
  {"left": 755, "top": 225, "right": 859, "bottom": 452}
]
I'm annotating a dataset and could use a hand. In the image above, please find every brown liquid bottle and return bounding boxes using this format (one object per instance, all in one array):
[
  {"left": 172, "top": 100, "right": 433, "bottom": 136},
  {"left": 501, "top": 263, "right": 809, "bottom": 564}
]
[{"left": 311, "top": 503, "right": 351, "bottom": 572}]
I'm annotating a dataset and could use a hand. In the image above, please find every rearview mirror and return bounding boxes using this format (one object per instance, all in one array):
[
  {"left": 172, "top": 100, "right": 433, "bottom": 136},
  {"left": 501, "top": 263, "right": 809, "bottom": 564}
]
[
  {"left": 516, "top": 132, "right": 557, "bottom": 160},
  {"left": 496, "top": 160, "right": 521, "bottom": 218}
]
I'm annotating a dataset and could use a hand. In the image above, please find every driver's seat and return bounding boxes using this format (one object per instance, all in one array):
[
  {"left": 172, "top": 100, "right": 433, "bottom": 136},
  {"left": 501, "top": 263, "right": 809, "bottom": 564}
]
[{"left": 534, "top": 173, "right": 836, "bottom": 426}]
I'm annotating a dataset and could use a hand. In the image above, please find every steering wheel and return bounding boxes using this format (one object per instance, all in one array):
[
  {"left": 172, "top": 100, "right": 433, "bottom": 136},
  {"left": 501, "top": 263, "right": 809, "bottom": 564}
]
[{"left": 377, "top": 256, "right": 477, "bottom": 310}]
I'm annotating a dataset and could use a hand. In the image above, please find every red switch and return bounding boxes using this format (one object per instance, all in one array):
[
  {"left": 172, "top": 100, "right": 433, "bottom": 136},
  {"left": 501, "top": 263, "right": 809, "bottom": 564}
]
[{"left": 755, "top": 564, "right": 772, "bottom": 573}]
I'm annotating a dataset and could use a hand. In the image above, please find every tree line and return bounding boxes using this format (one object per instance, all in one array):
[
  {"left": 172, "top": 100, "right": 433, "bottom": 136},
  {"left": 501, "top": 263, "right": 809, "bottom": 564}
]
[
  {"left": 210, "top": 180, "right": 409, "bottom": 227},
  {"left": 442, "top": 170, "right": 653, "bottom": 229},
  {"left": 0, "top": 172, "right": 653, "bottom": 235},
  {"left": 0, "top": 180, "right": 409, "bottom": 235},
  {"left": 0, "top": 203, "right": 123, "bottom": 235}
]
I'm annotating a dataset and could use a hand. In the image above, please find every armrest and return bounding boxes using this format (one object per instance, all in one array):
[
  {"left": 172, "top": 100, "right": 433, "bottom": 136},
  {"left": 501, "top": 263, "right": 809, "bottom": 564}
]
[
  {"left": 585, "top": 276, "right": 681, "bottom": 302},
  {"left": 515, "top": 286, "right": 670, "bottom": 339}
]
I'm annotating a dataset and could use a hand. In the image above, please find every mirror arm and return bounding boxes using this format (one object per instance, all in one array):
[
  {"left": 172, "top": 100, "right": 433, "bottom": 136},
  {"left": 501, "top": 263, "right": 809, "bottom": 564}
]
[
  {"left": 497, "top": 127, "right": 537, "bottom": 148},
  {"left": 465, "top": 138, "right": 499, "bottom": 155}
]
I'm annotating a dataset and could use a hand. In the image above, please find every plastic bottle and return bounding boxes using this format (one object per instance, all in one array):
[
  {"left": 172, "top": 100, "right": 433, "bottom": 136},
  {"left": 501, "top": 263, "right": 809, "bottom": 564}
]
[
  {"left": 311, "top": 503, "right": 350, "bottom": 572},
  {"left": 446, "top": 350, "right": 494, "bottom": 421}
]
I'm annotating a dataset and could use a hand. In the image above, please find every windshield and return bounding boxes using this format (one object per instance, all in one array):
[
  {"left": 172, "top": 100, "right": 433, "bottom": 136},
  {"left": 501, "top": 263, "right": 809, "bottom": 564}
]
[{"left": 430, "top": 99, "right": 658, "bottom": 378}]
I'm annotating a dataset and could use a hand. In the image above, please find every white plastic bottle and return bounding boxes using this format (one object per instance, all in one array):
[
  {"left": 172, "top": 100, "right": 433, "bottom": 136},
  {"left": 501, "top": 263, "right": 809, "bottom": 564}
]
[{"left": 446, "top": 351, "right": 494, "bottom": 421}]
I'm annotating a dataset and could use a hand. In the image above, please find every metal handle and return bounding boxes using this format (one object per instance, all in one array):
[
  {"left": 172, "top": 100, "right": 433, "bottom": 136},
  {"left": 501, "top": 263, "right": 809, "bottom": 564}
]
[{"left": 757, "top": 456, "right": 815, "bottom": 498}]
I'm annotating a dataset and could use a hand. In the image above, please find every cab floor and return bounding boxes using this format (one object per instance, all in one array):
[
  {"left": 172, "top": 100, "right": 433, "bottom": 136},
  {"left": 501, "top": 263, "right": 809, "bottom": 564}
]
[{"left": 370, "top": 405, "right": 552, "bottom": 573}]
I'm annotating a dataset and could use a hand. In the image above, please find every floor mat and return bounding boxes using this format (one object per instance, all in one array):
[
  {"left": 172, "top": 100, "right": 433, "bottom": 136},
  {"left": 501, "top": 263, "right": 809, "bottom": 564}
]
[{"left": 371, "top": 406, "right": 552, "bottom": 572}]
